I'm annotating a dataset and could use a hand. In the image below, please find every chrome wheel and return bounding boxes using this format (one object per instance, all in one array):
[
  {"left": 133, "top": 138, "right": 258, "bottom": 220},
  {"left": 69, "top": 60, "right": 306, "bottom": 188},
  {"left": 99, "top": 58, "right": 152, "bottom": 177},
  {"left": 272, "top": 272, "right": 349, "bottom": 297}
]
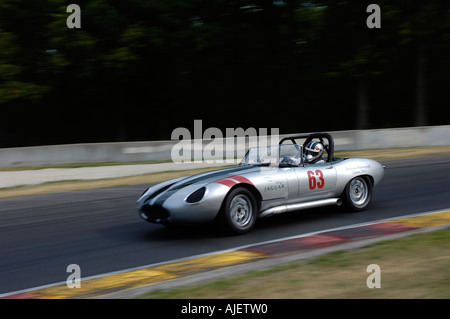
[
  {"left": 349, "top": 177, "right": 368, "bottom": 207},
  {"left": 230, "top": 194, "right": 252, "bottom": 228},
  {"left": 222, "top": 188, "right": 257, "bottom": 234},
  {"left": 344, "top": 176, "right": 372, "bottom": 212}
]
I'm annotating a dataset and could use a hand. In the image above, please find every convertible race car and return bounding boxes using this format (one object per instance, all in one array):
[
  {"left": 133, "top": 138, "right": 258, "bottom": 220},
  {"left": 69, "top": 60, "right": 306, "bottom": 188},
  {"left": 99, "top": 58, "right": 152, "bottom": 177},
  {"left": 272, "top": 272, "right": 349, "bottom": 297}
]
[{"left": 137, "top": 133, "right": 385, "bottom": 234}]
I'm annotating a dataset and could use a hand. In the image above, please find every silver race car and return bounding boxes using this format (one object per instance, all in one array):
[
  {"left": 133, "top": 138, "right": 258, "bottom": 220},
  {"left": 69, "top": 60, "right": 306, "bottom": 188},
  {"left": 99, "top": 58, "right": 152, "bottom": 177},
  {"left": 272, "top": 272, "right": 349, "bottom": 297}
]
[{"left": 137, "top": 133, "right": 385, "bottom": 234}]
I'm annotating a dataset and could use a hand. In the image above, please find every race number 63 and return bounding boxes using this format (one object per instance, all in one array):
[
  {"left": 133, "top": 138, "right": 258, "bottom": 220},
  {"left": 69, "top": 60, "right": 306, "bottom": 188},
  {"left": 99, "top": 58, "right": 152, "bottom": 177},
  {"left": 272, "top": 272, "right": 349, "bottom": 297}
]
[{"left": 307, "top": 170, "right": 324, "bottom": 190}]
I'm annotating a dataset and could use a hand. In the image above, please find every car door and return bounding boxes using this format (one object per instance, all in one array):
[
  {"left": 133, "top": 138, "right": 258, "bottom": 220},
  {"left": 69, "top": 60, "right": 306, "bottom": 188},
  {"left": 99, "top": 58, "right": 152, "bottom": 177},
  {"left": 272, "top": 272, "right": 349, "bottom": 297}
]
[{"left": 293, "top": 162, "right": 337, "bottom": 202}]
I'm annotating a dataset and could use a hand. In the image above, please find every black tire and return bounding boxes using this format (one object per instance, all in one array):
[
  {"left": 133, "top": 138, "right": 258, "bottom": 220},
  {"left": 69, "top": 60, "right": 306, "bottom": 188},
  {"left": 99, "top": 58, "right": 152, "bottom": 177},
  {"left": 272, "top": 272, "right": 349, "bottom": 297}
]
[
  {"left": 343, "top": 176, "right": 373, "bottom": 212},
  {"left": 220, "top": 187, "right": 257, "bottom": 234}
]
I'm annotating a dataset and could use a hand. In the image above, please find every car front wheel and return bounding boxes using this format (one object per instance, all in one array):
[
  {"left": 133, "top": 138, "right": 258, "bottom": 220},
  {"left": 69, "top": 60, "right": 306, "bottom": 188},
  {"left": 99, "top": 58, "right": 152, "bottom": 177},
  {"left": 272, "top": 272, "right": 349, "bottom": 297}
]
[{"left": 221, "top": 188, "right": 257, "bottom": 234}]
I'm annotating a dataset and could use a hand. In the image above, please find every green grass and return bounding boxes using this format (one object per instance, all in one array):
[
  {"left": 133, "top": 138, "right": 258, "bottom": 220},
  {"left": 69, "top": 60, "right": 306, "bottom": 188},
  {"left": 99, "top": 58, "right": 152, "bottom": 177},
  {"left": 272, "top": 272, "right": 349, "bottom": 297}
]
[{"left": 141, "top": 227, "right": 450, "bottom": 299}]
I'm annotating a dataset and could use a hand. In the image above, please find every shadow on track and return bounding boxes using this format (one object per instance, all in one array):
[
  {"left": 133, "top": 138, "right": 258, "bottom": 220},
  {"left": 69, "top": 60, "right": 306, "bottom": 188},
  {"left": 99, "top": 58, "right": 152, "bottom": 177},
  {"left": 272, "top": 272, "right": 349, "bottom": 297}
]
[{"left": 115, "top": 206, "right": 348, "bottom": 242}]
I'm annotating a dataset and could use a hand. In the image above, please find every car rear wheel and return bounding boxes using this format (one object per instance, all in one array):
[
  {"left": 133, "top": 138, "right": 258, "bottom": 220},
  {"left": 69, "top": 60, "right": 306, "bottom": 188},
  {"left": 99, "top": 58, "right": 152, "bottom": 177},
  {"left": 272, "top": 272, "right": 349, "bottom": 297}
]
[
  {"left": 221, "top": 188, "right": 257, "bottom": 234},
  {"left": 343, "top": 176, "right": 372, "bottom": 211}
]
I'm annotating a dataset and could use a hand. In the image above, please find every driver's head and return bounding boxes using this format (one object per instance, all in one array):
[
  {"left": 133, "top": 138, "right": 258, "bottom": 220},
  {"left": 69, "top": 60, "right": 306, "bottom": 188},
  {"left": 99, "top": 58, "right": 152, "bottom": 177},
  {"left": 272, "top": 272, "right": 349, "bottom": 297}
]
[{"left": 305, "top": 141, "right": 324, "bottom": 163}]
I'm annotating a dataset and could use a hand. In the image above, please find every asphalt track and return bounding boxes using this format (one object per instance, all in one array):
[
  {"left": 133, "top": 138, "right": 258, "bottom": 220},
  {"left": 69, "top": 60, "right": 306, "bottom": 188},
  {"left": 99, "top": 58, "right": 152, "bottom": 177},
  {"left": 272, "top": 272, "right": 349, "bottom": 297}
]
[{"left": 1, "top": 156, "right": 450, "bottom": 295}]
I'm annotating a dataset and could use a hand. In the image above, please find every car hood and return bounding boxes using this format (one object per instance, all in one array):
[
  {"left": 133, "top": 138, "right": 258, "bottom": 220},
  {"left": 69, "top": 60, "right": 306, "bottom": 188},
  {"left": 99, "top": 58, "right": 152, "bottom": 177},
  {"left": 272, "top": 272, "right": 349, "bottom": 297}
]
[
  {"left": 138, "top": 165, "right": 258, "bottom": 204},
  {"left": 171, "top": 165, "right": 257, "bottom": 189}
]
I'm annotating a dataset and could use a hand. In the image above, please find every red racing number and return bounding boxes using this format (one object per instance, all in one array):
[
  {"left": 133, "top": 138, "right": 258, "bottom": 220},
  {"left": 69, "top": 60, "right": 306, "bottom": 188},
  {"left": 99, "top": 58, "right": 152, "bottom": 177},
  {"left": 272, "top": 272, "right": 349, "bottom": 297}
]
[{"left": 307, "top": 170, "right": 325, "bottom": 190}]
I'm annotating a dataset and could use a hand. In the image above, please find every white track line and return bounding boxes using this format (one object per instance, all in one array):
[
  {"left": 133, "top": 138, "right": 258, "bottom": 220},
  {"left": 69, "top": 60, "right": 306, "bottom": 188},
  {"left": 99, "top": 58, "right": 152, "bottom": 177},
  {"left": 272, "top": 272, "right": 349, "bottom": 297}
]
[{"left": 1, "top": 207, "right": 449, "bottom": 298}]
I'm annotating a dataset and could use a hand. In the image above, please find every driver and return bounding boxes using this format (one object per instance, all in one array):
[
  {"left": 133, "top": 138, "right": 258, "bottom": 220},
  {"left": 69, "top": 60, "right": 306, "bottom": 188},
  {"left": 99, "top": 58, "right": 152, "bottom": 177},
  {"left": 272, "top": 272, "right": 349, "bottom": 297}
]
[{"left": 304, "top": 141, "right": 325, "bottom": 164}]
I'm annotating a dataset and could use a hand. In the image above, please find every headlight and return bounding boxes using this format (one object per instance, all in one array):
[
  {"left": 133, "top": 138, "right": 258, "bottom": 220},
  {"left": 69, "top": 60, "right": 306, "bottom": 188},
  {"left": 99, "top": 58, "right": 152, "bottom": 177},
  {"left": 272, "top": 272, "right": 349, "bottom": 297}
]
[{"left": 186, "top": 187, "right": 206, "bottom": 203}]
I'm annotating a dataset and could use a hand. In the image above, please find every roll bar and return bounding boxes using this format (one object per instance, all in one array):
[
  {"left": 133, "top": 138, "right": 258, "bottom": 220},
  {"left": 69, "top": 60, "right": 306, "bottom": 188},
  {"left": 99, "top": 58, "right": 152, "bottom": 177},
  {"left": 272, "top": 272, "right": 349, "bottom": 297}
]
[{"left": 279, "top": 132, "right": 335, "bottom": 163}]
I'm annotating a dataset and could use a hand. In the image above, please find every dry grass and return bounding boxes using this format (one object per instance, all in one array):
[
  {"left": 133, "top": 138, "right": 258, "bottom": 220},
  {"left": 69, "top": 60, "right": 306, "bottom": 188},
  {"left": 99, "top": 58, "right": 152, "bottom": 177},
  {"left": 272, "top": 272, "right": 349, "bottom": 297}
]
[
  {"left": 1, "top": 146, "right": 450, "bottom": 199},
  {"left": 335, "top": 145, "right": 450, "bottom": 161},
  {"left": 0, "top": 167, "right": 228, "bottom": 199}
]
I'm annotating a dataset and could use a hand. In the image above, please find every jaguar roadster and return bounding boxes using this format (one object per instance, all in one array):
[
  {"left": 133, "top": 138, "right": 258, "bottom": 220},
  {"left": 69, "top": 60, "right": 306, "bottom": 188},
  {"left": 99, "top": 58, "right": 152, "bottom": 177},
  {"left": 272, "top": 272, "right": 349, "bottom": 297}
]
[{"left": 137, "top": 133, "right": 385, "bottom": 234}]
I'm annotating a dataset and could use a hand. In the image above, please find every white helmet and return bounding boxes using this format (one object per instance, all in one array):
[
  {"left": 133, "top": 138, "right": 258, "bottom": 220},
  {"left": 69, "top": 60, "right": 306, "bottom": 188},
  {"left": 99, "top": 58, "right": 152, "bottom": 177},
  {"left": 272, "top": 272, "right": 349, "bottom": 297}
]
[{"left": 305, "top": 141, "right": 324, "bottom": 163}]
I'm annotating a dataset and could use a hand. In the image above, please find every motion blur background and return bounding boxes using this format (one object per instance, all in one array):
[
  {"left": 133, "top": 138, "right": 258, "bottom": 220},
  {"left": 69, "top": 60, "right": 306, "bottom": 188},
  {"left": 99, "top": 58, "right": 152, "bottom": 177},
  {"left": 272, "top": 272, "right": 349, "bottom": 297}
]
[{"left": 0, "top": 0, "right": 449, "bottom": 148}]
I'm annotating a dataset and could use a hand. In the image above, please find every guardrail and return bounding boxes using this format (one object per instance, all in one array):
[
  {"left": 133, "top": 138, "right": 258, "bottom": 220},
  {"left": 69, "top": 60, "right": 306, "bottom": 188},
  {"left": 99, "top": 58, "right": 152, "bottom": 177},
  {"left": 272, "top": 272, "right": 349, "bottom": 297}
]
[{"left": 0, "top": 125, "right": 449, "bottom": 168}]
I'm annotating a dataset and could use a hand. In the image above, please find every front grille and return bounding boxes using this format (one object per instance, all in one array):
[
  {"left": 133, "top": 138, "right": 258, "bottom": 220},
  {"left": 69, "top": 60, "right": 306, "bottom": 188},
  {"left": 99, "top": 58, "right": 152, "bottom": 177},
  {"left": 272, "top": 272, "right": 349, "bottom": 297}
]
[{"left": 140, "top": 205, "right": 170, "bottom": 222}]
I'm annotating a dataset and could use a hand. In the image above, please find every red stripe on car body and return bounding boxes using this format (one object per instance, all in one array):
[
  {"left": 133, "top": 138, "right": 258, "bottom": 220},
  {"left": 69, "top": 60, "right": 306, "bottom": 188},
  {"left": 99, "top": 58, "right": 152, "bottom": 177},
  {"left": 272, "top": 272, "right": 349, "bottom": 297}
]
[
  {"left": 229, "top": 175, "right": 255, "bottom": 186},
  {"left": 215, "top": 175, "right": 254, "bottom": 188},
  {"left": 215, "top": 179, "right": 237, "bottom": 187}
]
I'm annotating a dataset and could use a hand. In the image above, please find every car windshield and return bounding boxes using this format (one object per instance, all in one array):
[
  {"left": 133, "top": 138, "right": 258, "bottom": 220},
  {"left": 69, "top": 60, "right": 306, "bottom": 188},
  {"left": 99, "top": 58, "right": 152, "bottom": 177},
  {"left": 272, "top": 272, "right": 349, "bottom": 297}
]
[{"left": 239, "top": 144, "right": 302, "bottom": 167}]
